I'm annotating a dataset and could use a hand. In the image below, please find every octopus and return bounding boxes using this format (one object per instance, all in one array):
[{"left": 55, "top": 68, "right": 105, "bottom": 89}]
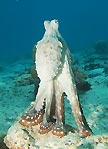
[{"left": 19, "top": 20, "right": 92, "bottom": 137}]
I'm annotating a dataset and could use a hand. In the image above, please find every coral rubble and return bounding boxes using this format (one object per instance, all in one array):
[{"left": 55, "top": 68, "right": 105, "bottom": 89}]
[{"left": 4, "top": 121, "right": 108, "bottom": 149}]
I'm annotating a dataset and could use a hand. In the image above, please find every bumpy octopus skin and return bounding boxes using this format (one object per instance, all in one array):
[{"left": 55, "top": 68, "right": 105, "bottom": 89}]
[{"left": 19, "top": 20, "right": 92, "bottom": 137}]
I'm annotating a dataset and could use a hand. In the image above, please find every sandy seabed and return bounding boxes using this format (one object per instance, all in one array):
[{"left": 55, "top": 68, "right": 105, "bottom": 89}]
[{"left": 0, "top": 51, "right": 108, "bottom": 149}]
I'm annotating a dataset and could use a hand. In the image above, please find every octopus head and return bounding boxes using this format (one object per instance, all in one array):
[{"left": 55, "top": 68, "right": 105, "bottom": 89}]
[{"left": 44, "top": 19, "right": 59, "bottom": 36}]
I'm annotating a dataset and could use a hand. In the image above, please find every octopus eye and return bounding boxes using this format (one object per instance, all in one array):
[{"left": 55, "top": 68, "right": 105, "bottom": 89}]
[
  {"left": 44, "top": 20, "right": 50, "bottom": 30},
  {"left": 51, "top": 20, "right": 59, "bottom": 30},
  {"left": 54, "top": 20, "right": 58, "bottom": 24}
]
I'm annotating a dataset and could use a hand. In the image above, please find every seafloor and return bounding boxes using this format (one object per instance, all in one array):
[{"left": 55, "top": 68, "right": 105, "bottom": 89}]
[{"left": 0, "top": 49, "right": 108, "bottom": 149}]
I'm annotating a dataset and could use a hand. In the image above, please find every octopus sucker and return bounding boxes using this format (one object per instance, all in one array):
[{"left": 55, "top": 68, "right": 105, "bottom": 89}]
[
  {"left": 39, "top": 122, "right": 54, "bottom": 134},
  {"left": 19, "top": 108, "right": 44, "bottom": 127},
  {"left": 52, "top": 126, "right": 65, "bottom": 137},
  {"left": 19, "top": 19, "right": 92, "bottom": 137},
  {"left": 80, "top": 129, "right": 92, "bottom": 138},
  {"left": 11, "top": 147, "right": 23, "bottom": 149}
]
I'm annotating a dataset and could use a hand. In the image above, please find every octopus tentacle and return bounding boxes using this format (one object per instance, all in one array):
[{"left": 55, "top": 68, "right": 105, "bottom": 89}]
[
  {"left": 52, "top": 80, "right": 65, "bottom": 137},
  {"left": 58, "top": 56, "right": 92, "bottom": 137},
  {"left": 54, "top": 80, "right": 63, "bottom": 123},
  {"left": 52, "top": 125, "right": 65, "bottom": 137},
  {"left": 44, "top": 80, "right": 54, "bottom": 121},
  {"left": 39, "top": 122, "right": 54, "bottom": 134},
  {"left": 49, "top": 92, "right": 56, "bottom": 122},
  {"left": 38, "top": 80, "right": 55, "bottom": 134},
  {"left": 19, "top": 108, "right": 44, "bottom": 127},
  {"left": 67, "top": 91, "right": 92, "bottom": 137},
  {"left": 33, "top": 81, "right": 47, "bottom": 112}
]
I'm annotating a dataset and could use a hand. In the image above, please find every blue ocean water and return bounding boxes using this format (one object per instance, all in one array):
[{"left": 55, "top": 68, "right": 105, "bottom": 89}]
[{"left": 0, "top": 0, "right": 108, "bottom": 63}]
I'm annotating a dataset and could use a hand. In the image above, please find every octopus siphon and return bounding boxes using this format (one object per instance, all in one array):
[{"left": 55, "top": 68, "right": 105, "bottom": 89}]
[{"left": 19, "top": 20, "right": 92, "bottom": 138}]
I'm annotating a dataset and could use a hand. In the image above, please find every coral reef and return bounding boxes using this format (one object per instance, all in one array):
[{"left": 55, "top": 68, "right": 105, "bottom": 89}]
[
  {"left": 72, "top": 66, "right": 91, "bottom": 92},
  {"left": 94, "top": 40, "right": 108, "bottom": 54},
  {"left": 84, "top": 63, "right": 102, "bottom": 71},
  {"left": 15, "top": 73, "right": 34, "bottom": 87},
  {"left": 103, "top": 65, "right": 108, "bottom": 75},
  {"left": 30, "top": 66, "right": 40, "bottom": 96},
  {"left": 0, "top": 134, "right": 8, "bottom": 149}
]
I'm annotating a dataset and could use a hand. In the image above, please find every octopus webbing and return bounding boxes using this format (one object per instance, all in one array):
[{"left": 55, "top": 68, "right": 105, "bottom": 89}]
[{"left": 19, "top": 20, "right": 92, "bottom": 137}]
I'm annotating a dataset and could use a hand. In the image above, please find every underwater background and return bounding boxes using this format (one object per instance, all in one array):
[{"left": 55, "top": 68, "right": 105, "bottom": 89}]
[
  {"left": 0, "top": 0, "right": 108, "bottom": 149},
  {"left": 0, "top": 0, "right": 108, "bottom": 63}
]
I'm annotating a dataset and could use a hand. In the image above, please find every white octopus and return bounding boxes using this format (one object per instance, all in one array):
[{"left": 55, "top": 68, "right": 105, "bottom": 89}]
[{"left": 20, "top": 20, "right": 92, "bottom": 137}]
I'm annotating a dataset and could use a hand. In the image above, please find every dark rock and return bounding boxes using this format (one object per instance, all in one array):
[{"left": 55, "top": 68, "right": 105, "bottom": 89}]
[{"left": 94, "top": 40, "right": 108, "bottom": 54}]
